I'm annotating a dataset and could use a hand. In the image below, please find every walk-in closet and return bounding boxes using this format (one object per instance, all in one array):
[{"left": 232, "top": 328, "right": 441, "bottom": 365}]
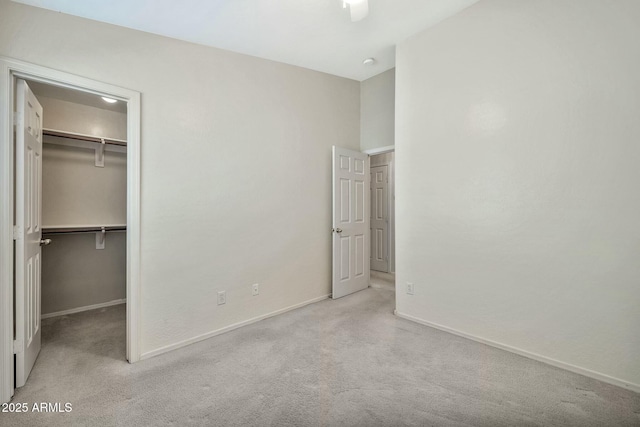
[{"left": 17, "top": 80, "right": 128, "bottom": 387}]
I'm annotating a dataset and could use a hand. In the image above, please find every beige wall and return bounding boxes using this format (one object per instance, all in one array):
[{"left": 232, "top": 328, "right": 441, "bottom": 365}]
[
  {"left": 361, "top": 68, "right": 395, "bottom": 151},
  {"left": 41, "top": 96, "right": 127, "bottom": 227},
  {"left": 369, "top": 152, "right": 392, "bottom": 167},
  {"left": 39, "top": 96, "right": 127, "bottom": 315},
  {"left": 42, "top": 233, "right": 126, "bottom": 315},
  {"left": 39, "top": 96, "right": 127, "bottom": 141},
  {"left": 42, "top": 142, "right": 127, "bottom": 227},
  {"left": 0, "top": 0, "right": 360, "bottom": 355},
  {"left": 396, "top": 0, "right": 640, "bottom": 389}
]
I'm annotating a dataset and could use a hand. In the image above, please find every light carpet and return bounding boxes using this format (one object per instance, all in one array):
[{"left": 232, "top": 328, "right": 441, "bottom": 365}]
[{"left": 3, "top": 287, "right": 639, "bottom": 426}]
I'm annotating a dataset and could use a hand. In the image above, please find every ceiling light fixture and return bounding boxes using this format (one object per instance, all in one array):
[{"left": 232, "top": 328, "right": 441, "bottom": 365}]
[
  {"left": 363, "top": 58, "right": 376, "bottom": 66},
  {"left": 101, "top": 96, "right": 118, "bottom": 104},
  {"left": 343, "top": 0, "right": 369, "bottom": 22}
]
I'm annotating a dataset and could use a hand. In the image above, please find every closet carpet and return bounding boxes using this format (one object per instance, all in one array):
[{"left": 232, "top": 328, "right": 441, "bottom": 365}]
[{"left": 4, "top": 288, "right": 640, "bottom": 427}]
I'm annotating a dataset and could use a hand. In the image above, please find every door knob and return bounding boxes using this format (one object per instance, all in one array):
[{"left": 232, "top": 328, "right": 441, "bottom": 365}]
[
  {"left": 40, "top": 238, "right": 52, "bottom": 246},
  {"left": 334, "top": 228, "right": 343, "bottom": 233}
]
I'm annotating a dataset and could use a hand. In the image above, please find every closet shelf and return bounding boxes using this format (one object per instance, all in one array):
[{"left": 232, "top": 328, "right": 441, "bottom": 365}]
[
  {"left": 42, "top": 225, "right": 127, "bottom": 235},
  {"left": 43, "top": 128, "right": 127, "bottom": 147}
]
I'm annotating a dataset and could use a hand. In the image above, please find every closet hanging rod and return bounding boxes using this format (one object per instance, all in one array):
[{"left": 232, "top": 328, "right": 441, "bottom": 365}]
[
  {"left": 42, "top": 226, "right": 127, "bottom": 235},
  {"left": 43, "top": 128, "right": 127, "bottom": 147}
]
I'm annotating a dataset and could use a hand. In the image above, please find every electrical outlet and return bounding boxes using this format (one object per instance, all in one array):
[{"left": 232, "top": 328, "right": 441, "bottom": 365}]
[
  {"left": 217, "top": 291, "right": 226, "bottom": 305},
  {"left": 407, "top": 282, "right": 414, "bottom": 295},
  {"left": 252, "top": 283, "right": 259, "bottom": 296}
]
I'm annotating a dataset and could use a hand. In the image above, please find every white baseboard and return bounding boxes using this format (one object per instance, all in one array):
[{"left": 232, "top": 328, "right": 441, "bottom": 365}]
[
  {"left": 141, "top": 294, "right": 331, "bottom": 360},
  {"left": 395, "top": 311, "right": 640, "bottom": 394},
  {"left": 42, "top": 299, "right": 126, "bottom": 319}
]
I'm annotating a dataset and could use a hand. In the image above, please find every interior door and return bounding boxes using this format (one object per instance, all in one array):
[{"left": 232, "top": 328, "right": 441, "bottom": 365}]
[
  {"left": 15, "top": 79, "right": 43, "bottom": 388},
  {"left": 332, "top": 146, "right": 369, "bottom": 299},
  {"left": 370, "top": 165, "right": 389, "bottom": 272}
]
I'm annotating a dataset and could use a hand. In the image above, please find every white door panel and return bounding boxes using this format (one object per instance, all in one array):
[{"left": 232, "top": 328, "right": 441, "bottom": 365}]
[
  {"left": 15, "top": 79, "right": 43, "bottom": 388},
  {"left": 332, "top": 147, "right": 369, "bottom": 299},
  {"left": 370, "top": 165, "right": 389, "bottom": 272}
]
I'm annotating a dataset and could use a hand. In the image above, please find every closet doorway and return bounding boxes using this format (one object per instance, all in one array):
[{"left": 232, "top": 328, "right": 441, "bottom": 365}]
[
  {"left": 0, "top": 58, "right": 141, "bottom": 404},
  {"left": 367, "top": 148, "right": 395, "bottom": 291}
]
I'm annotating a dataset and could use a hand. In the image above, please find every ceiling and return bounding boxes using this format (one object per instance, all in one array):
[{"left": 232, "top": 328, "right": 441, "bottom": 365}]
[
  {"left": 27, "top": 80, "right": 128, "bottom": 113},
  {"left": 14, "top": 0, "right": 479, "bottom": 81}
]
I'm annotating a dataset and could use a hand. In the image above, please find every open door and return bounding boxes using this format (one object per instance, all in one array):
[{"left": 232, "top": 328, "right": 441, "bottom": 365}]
[
  {"left": 332, "top": 146, "right": 369, "bottom": 299},
  {"left": 14, "top": 79, "right": 43, "bottom": 387},
  {"left": 370, "top": 165, "right": 389, "bottom": 272}
]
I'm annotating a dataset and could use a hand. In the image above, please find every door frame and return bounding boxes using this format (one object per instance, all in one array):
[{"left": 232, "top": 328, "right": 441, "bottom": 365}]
[
  {"left": 0, "top": 57, "right": 142, "bottom": 403},
  {"left": 363, "top": 146, "right": 395, "bottom": 274}
]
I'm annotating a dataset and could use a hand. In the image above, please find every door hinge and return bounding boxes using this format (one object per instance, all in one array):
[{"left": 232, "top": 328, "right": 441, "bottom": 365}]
[
  {"left": 13, "top": 225, "right": 22, "bottom": 240},
  {"left": 13, "top": 339, "right": 23, "bottom": 354}
]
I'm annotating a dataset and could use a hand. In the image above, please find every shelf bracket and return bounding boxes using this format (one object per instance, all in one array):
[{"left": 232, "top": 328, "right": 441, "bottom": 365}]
[
  {"left": 95, "top": 138, "right": 106, "bottom": 167},
  {"left": 96, "top": 227, "right": 106, "bottom": 250}
]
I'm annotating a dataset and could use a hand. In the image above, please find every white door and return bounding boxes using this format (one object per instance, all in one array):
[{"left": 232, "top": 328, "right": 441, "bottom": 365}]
[
  {"left": 370, "top": 165, "right": 389, "bottom": 272},
  {"left": 332, "top": 146, "right": 369, "bottom": 299},
  {"left": 15, "top": 79, "right": 43, "bottom": 388}
]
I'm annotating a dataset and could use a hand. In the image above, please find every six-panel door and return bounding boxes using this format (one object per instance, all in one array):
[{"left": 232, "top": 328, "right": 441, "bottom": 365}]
[
  {"left": 332, "top": 147, "right": 369, "bottom": 299},
  {"left": 370, "top": 165, "right": 389, "bottom": 272},
  {"left": 15, "top": 79, "right": 43, "bottom": 388}
]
